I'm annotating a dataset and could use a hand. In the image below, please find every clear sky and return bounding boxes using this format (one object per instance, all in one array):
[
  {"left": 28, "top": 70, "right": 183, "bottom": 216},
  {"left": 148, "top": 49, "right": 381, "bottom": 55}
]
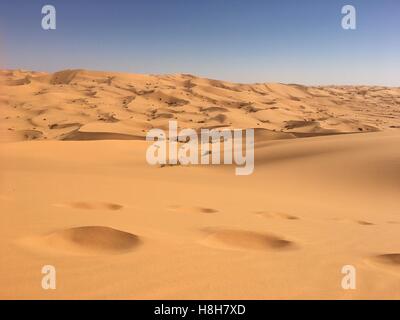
[{"left": 0, "top": 0, "right": 399, "bottom": 85}]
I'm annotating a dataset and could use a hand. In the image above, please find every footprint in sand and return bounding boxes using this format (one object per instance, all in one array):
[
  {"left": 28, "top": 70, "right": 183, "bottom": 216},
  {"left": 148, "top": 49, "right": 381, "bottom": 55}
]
[
  {"left": 356, "top": 220, "right": 375, "bottom": 226},
  {"left": 196, "top": 207, "right": 219, "bottom": 214},
  {"left": 201, "top": 228, "right": 296, "bottom": 252},
  {"left": 167, "top": 205, "right": 219, "bottom": 214},
  {"left": 31, "top": 226, "right": 141, "bottom": 256},
  {"left": 329, "top": 218, "right": 375, "bottom": 226},
  {"left": 54, "top": 201, "right": 123, "bottom": 211},
  {"left": 254, "top": 211, "right": 299, "bottom": 220},
  {"left": 374, "top": 254, "right": 400, "bottom": 266}
]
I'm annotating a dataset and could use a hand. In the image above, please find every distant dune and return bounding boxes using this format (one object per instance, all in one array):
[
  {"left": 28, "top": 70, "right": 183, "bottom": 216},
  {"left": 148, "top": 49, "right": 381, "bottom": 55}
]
[
  {"left": 1, "top": 69, "right": 399, "bottom": 142},
  {"left": 1, "top": 69, "right": 400, "bottom": 299}
]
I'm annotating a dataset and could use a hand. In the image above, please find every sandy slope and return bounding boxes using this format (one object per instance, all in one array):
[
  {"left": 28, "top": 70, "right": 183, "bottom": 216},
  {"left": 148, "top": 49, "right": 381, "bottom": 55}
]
[{"left": 1, "top": 69, "right": 400, "bottom": 299}]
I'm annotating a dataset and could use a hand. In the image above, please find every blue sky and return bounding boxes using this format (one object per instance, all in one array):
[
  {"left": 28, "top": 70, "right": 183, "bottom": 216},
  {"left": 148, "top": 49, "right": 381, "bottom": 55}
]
[{"left": 0, "top": 0, "right": 399, "bottom": 85}]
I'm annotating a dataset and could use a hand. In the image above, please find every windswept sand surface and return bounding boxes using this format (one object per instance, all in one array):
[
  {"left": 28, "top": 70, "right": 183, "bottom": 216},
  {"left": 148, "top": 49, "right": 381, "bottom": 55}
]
[{"left": 1, "top": 69, "right": 400, "bottom": 299}]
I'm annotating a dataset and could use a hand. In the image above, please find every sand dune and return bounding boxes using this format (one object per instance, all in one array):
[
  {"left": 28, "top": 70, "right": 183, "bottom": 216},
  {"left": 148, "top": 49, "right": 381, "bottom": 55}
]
[
  {"left": 1, "top": 69, "right": 400, "bottom": 299},
  {"left": 1, "top": 69, "right": 399, "bottom": 142}
]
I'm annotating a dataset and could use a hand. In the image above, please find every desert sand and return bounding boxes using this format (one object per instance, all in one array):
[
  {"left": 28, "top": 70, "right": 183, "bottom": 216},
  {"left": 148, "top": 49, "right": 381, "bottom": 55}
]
[{"left": 0, "top": 69, "right": 400, "bottom": 299}]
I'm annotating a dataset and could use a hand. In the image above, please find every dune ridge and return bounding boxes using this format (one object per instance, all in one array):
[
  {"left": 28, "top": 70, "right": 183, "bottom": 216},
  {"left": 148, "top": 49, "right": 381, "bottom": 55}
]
[{"left": 1, "top": 69, "right": 399, "bottom": 142}]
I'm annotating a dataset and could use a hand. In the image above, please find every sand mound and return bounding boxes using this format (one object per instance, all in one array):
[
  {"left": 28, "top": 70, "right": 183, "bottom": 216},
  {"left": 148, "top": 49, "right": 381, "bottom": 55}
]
[
  {"left": 50, "top": 69, "right": 82, "bottom": 85},
  {"left": 203, "top": 229, "right": 294, "bottom": 251},
  {"left": 44, "top": 226, "right": 140, "bottom": 255}
]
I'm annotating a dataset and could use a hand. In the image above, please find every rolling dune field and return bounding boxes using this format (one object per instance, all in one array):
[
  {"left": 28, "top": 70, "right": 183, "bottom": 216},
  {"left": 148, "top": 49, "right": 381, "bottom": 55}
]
[{"left": 1, "top": 69, "right": 400, "bottom": 299}]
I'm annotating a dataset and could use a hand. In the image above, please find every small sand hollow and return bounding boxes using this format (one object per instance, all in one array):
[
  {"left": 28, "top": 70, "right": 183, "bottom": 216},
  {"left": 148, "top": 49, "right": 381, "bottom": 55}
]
[{"left": 43, "top": 226, "right": 141, "bottom": 255}]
